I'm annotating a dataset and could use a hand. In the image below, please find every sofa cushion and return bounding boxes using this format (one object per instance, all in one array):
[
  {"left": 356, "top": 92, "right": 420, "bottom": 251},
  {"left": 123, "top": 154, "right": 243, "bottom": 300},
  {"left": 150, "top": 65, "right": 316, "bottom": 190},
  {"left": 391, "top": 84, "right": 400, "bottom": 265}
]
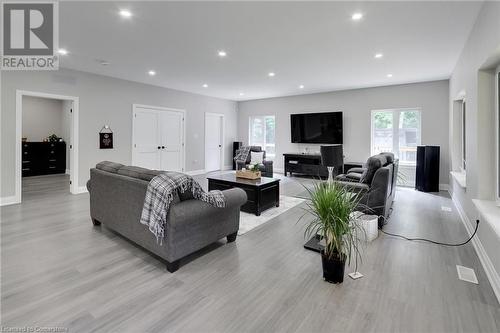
[
  {"left": 96, "top": 161, "right": 124, "bottom": 173},
  {"left": 117, "top": 166, "right": 151, "bottom": 179},
  {"left": 361, "top": 155, "right": 386, "bottom": 184},
  {"left": 346, "top": 172, "right": 363, "bottom": 181},
  {"left": 137, "top": 169, "right": 163, "bottom": 181}
]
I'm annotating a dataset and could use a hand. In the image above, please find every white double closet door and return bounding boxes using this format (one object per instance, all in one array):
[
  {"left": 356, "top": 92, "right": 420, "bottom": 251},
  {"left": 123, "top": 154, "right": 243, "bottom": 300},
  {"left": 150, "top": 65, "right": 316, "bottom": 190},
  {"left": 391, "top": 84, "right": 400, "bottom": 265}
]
[{"left": 132, "top": 105, "right": 185, "bottom": 172}]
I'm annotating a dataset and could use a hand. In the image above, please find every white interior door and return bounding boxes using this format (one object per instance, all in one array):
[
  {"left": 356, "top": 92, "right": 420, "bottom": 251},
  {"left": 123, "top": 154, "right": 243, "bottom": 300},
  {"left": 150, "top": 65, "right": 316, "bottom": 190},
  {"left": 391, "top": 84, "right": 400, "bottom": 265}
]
[
  {"left": 205, "top": 113, "right": 223, "bottom": 172},
  {"left": 160, "top": 111, "right": 184, "bottom": 172},
  {"left": 133, "top": 108, "right": 160, "bottom": 169}
]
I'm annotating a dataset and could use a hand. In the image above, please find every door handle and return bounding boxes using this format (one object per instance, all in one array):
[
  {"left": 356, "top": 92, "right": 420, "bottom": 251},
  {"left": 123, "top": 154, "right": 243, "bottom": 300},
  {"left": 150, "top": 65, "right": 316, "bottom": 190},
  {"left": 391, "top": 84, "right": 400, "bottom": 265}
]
[
  {"left": 218, "top": 145, "right": 222, "bottom": 147},
  {"left": 162, "top": 146, "right": 165, "bottom": 149},
  {"left": 157, "top": 146, "right": 161, "bottom": 149}
]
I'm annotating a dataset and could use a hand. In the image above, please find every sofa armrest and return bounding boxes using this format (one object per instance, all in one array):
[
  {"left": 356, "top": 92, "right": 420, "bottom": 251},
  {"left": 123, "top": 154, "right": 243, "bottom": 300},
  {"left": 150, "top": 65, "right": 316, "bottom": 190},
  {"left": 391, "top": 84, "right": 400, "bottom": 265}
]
[
  {"left": 86, "top": 179, "right": 91, "bottom": 192},
  {"left": 222, "top": 188, "right": 248, "bottom": 208},
  {"left": 168, "top": 188, "right": 247, "bottom": 228}
]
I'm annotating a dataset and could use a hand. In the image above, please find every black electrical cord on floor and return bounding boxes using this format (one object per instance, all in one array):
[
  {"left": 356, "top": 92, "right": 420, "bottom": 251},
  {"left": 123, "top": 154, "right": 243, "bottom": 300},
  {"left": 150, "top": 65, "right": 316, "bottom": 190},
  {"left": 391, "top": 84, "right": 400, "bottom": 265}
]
[{"left": 379, "top": 219, "right": 480, "bottom": 247}]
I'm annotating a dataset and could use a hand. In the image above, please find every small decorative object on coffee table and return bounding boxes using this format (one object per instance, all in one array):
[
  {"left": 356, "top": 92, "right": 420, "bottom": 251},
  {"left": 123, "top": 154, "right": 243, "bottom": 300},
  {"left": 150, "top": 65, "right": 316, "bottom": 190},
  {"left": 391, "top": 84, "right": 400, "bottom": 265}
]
[{"left": 236, "top": 164, "right": 261, "bottom": 180}]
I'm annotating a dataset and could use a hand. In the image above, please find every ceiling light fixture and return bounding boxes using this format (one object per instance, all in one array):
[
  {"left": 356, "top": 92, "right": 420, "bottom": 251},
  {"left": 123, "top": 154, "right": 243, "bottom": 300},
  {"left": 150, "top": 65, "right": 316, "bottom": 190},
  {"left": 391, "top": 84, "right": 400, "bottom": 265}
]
[
  {"left": 119, "top": 10, "right": 132, "bottom": 18},
  {"left": 351, "top": 13, "right": 363, "bottom": 21},
  {"left": 268, "top": 72, "right": 275, "bottom": 77},
  {"left": 57, "top": 48, "right": 68, "bottom": 55},
  {"left": 374, "top": 53, "right": 383, "bottom": 59},
  {"left": 148, "top": 70, "right": 156, "bottom": 76},
  {"left": 239, "top": 92, "right": 245, "bottom": 96},
  {"left": 387, "top": 73, "right": 393, "bottom": 78},
  {"left": 218, "top": 50, "right": 227, "bottom": 57},
  {"left": 299, "top": 85, "right": 305, "bottom": 89},
  {"left": 202, "top": 84, "right": 208, "bottom": 88}
]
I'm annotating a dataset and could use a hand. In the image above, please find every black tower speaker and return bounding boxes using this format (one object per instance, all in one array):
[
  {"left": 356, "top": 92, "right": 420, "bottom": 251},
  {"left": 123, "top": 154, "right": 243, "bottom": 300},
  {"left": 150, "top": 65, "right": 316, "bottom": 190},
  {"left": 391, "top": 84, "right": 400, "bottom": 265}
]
[
  {"left": 415, "top": 145, "right": 440, "bottom": 192},
  {"left": 232, "top": 142, "right": 243, "bottom": 170}
]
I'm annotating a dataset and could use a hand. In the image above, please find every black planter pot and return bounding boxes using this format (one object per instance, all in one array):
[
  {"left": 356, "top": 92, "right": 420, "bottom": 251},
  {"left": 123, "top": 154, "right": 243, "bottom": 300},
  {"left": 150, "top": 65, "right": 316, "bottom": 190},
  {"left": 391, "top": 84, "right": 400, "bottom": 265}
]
[{"left": 321, "top": 251, "right": 346, "bottom": 284}]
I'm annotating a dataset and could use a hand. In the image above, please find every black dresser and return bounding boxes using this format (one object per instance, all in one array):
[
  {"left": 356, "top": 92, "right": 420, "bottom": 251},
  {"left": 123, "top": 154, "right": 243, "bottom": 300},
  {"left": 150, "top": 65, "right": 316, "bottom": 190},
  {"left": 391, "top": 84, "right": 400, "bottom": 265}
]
[{"left": 22, "top": 142, "right": 66, "bottom": 177}]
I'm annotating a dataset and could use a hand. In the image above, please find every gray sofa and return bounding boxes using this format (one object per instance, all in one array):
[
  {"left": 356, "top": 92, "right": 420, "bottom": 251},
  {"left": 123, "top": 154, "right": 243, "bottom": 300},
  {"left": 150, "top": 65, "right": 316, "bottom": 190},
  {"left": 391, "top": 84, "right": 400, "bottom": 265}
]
[
  {"left": 87, "top": 162, "right": 247, "bottom": 272},
  {"left": 335, "top": 152, "right": 399, "bottom": 226},
  {"left": 235, "top": 146, "right": 273, "bottom": 177}
]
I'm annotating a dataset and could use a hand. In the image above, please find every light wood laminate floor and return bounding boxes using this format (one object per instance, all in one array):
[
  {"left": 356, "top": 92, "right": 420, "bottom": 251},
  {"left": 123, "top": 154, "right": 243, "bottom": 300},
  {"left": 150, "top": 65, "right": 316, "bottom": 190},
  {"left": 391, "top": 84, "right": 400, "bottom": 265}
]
[{"left": 1, "top": 173, "right": 499, "bottom": 332}]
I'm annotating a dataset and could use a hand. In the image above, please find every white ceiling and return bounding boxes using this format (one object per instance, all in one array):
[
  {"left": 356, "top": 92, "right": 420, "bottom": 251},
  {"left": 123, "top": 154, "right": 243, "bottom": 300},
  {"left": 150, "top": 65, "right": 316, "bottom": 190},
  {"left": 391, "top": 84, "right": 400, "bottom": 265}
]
[{"left": 59, "top": 1, "right": 482, "bottom": 101}]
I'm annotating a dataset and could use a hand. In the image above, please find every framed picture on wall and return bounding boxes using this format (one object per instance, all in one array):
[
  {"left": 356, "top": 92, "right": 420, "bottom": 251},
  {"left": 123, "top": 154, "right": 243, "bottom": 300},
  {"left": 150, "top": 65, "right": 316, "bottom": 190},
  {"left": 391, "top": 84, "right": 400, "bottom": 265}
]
[{"left": 99, "top": 126, "right": 113, "bottom": 149}]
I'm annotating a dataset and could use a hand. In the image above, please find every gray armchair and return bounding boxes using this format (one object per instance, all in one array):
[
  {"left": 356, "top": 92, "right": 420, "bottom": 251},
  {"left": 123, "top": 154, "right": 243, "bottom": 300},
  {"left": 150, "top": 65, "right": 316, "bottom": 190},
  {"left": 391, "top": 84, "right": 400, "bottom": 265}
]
[
  {"left": 335, "top": 152, "right": 399, "bottom": 227},
  {"left": 235, "top": 146, "right": 273, "bottom": 177}
]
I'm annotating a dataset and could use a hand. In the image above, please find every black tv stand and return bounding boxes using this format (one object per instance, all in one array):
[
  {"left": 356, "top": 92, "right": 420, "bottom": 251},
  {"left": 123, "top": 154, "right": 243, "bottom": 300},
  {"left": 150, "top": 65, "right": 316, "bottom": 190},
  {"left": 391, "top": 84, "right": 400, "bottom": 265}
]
[{"left": 283, "top": 153, "right": 334, "bottom": 178}]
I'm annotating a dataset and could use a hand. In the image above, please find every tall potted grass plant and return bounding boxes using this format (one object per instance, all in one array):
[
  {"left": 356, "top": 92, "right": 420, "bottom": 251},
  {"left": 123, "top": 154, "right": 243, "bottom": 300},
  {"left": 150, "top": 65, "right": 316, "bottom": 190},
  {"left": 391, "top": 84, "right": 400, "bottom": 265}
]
[{"left": 303, "top": 181, "right": 364, "bottom": 283}]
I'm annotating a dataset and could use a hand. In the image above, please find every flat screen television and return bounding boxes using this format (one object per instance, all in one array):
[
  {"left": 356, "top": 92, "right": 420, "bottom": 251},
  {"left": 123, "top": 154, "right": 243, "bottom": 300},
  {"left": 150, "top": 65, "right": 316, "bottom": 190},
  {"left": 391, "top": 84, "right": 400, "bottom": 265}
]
[{"left": 291, "top": 112, "right": 343, "bottom": 144}]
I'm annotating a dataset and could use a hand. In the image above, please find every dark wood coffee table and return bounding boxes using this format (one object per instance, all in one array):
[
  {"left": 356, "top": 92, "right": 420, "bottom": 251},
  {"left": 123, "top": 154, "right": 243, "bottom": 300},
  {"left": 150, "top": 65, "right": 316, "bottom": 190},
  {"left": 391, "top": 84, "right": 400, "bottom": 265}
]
[{"left": 207, "top": 173, "right": 280, "bottom": 216}]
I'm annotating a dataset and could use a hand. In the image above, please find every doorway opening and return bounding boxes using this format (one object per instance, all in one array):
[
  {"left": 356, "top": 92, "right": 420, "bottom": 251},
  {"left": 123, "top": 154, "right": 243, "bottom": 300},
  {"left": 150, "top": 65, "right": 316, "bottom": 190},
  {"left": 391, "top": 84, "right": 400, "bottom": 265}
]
[
  {"left": 15, "top": 90, "right": 79, "bottom": 204},
  {"left": 205, "top": 113, "right": 225, "bottom": 173}
]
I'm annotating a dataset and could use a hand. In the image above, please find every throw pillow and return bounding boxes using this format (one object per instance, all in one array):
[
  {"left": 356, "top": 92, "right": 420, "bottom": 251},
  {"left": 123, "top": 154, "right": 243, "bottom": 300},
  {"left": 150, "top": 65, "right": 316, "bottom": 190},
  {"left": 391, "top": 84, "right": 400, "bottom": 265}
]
[{"left": 250, "top": 151, "right": 264, "bottom": 165}]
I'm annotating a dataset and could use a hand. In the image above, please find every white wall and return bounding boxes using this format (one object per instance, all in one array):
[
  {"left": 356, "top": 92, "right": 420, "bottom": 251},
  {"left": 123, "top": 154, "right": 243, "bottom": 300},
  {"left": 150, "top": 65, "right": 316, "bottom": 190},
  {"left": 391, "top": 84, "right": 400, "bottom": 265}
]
[
  {"left": 22, "top": 96, "right": 64, "bottom": 142},
  {"left": 1, "top": 68, "right": 238, "bottom": 197},
  {"left": 448, "top": 1, "right": 500, "bottom": 296},
  {"left": 238, "top": 80, "right": 450, "bottom": 183}
]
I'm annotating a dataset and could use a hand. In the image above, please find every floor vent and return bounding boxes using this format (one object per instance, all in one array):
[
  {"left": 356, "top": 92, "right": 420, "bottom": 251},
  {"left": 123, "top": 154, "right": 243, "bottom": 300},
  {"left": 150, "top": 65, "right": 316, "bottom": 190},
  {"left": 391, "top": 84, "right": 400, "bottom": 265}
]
[
  {"left": 456, "top": 265, "right": 478, "bottom": 284},
  {"left": 441, "top": 206, "right": 452, "bottom": 212}
]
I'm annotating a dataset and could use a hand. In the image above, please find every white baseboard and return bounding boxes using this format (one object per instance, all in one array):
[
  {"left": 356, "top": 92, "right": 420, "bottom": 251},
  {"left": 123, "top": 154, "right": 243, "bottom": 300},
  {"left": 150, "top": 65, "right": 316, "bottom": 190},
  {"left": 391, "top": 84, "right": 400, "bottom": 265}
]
[
  {"left": 0, "top": 195, "right": 19, "bottom": 206},
  {"left": 439, "top": 183, "right": 449, "bottom": 191},
  {"left": 74, "top": 186, "right": 88, "bottom": 194},
  {"left": 451, "top": 192, "right": 500, "bottom": 304},
  {"left": 186, "top": 169, "right": 206, "bottom": 176},
  {"left": 274, "top": 167, "right": 284, "bottom": 174},
  {"left": 65, "top": 169, "right": 70, "bottom": 175}
]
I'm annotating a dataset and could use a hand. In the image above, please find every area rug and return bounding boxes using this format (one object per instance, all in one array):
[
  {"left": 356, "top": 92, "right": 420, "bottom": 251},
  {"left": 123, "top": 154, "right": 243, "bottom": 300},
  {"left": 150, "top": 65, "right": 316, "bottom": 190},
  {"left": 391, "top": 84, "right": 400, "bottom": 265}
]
[{"left": 238, "top": 196, "right": 306, "bottom": 235}]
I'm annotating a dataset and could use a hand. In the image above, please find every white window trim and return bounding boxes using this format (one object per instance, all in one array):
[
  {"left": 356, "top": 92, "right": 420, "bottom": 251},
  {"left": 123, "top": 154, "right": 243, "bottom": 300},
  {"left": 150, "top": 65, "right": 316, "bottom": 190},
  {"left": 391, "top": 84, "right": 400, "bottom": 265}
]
[
  {"left": 248, "top": 115, "right": 276, "bottom": 159},
  {"left": 370, "top": 108, "right": 422, "bottom": 165},
  {"left": 460, "top": 99, "right": 467, "bottom": 172},
  {"left": 496, "top": 65, "right": 500, "bottom": 203}
]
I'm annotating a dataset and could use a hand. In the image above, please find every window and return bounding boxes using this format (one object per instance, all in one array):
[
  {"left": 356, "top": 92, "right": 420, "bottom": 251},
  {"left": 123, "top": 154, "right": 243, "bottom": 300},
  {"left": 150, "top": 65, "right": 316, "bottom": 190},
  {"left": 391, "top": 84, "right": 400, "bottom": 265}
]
[
  {"left": 371, "top": 109, "right": 421, "bottom": 165},
  {"left": 249, "top": 115, "right": 276, "bottom": 159}
]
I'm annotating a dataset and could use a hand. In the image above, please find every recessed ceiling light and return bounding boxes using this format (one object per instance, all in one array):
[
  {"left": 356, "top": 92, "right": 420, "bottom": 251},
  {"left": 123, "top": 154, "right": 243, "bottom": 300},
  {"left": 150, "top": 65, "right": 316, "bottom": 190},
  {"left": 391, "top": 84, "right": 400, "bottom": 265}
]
[
  {"left": 268, "top": 72, "right": 276, "bottom": 77},
  {"left": 374, "top": 53, "right": 383, "bottom": 59},
  {"left": 57, "top": 48, "right": 68, "bottom": 55},
  {"left": 239, "top": 92, "right": 245, "bottom": 96},
  {"left": 352, "top": 13, "right": 363, "bottom": 21},
  {"left": 148, "top": 70, "right": 156, "bottom": 76},
  {"left": 99, "top": 60, "right": 110, "bottom": 66},
  {"left": 218, "top": 50, "right": 227, "bottom": 57},
  {"left": 119, "top": 10, "right": 132, "bottom": 18},
  {"left": 299, "top": 85, "right": 305, "bottom": 89},
  {"left": 202, "top": 84, "right": 208, "bottom": 88},
  {"left": 387, "top": 73, "right": 393, "bottom": 78}
]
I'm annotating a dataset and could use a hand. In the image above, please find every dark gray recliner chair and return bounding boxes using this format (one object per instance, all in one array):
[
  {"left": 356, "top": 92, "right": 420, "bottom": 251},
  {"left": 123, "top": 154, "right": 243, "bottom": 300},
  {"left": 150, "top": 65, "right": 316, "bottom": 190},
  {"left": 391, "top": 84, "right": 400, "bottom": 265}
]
[
  {"left": 335, "top": 152, "right": 399, "bottom": 227},
  {"left": 235, "top": 146, "right": 274, "bottom": 177}
]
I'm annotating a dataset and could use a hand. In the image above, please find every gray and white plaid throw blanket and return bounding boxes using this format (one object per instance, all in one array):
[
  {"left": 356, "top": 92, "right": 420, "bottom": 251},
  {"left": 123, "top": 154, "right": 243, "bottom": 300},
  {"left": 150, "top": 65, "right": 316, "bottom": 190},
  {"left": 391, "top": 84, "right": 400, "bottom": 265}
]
[
  {"left": 234, "top": 146, "right": 251, "bottom": 164},
  {"left": 140, "top": 172, "right": 225, "bottom": 244}
]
